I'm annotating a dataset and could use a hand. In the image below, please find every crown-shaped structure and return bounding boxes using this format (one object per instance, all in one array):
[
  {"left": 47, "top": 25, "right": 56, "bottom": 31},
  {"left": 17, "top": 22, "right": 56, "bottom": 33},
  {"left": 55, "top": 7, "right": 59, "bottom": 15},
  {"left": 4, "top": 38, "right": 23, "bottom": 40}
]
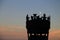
[{"left": 26, "top": 13, "right": 50, "bottom": 40}]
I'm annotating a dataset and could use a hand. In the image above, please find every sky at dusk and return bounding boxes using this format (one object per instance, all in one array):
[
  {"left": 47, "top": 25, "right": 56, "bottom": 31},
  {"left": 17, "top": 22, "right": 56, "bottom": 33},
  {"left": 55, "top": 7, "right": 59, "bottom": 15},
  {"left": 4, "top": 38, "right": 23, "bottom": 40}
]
[{"left": 0, "top": 0, "right": 60, "bottom": 40}]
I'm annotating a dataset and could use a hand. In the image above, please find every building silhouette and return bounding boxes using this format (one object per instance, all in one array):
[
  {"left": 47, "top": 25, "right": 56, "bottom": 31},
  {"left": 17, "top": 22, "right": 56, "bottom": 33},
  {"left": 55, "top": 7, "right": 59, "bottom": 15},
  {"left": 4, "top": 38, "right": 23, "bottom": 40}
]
[{"left": 26, "top": 14, "right": 50, "bottom": 40}]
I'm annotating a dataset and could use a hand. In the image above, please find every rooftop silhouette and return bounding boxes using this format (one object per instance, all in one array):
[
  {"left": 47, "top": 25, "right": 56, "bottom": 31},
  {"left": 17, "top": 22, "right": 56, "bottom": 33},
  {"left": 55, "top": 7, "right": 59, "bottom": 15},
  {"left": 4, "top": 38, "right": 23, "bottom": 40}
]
[{"left": 26, "top": 13, "right": 50, "bottom": 40}]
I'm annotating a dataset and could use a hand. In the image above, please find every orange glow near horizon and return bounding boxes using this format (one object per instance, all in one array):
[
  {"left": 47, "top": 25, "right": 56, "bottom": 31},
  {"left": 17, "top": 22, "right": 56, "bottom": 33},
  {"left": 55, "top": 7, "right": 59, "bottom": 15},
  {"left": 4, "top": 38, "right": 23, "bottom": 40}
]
[{"left": 0, "top": 26, "right": 60, "bottom": 40}]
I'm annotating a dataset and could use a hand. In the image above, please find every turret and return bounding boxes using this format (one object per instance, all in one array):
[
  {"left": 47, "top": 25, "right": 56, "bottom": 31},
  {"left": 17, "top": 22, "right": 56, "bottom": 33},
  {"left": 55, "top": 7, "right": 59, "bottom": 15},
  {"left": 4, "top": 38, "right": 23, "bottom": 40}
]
[
  {"left": 26, "top": 14, "right": 29, "bottom": 21},
  {"left": 42, "top": 13, "right": 46, "bottom": 20},
  {"left": 33, "top": 14, "right": 37, "bottom": 19},
  {"left": 47, "top": 16, "right": 50, "bottom": 21}
]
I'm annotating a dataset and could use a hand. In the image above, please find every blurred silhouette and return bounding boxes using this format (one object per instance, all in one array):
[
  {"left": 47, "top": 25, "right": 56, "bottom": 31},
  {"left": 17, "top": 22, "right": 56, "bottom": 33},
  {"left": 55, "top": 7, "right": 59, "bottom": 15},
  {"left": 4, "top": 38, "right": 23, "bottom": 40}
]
[{"left": 26, "top": 13, "right": 50, "bottom": 40}]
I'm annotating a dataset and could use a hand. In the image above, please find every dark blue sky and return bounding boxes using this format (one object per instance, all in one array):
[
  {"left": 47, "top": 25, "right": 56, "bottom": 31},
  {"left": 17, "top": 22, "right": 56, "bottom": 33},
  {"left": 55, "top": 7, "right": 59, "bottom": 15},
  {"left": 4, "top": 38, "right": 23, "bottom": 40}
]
[{"left": 0, "top": 0, "right": 60, "bottom": 31}]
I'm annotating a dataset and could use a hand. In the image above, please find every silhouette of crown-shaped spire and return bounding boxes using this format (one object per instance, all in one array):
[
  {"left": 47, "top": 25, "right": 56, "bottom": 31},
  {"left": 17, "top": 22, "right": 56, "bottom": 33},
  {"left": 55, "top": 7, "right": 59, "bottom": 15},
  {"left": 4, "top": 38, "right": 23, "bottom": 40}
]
[
  {"left": 26, "top": 13, "right": 50, "bottom": 21},
  {"left": 26, "top": 13, "right": 50, "bottom": 40}
]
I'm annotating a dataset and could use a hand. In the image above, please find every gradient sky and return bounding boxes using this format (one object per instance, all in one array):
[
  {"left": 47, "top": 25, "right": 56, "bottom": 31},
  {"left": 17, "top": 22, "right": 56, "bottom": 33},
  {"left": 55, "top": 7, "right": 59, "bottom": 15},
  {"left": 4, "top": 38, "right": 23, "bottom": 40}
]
[{"left": 0, "top": 0, "right": 60, "bottom": 40}]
